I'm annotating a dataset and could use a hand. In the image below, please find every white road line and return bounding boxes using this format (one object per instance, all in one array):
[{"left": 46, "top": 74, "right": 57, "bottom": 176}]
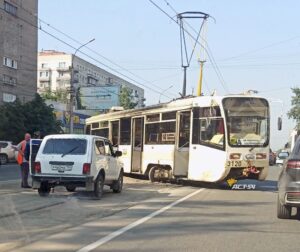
[{"left": 77, "top": 188, "right": 205, "bottom": 252}]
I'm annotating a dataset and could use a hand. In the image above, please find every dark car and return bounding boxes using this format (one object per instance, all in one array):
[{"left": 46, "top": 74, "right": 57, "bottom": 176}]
[{"left": 277, "top": 139, "right": 300, "bottom": 219}]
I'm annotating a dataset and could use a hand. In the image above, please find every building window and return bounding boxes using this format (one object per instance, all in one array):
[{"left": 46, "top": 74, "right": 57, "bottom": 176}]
[
  {"left": 3, "top": 93, "right": 16, "bottom": 103},
  {"left": 3, "top": 57, "right": 17, "bottom": 69},
  {"left": 58, "top": 62, "right": 66, "bottom": 68},
  {"left": 87, "top": 76, "right": 97, "bottom": 85},
  {"left": 39, "top": 71, "right": 49, "bottom": 77},
  {"left": 41, "top": 63, "right": 48, "bottom": 68},
  {"left": 4, "top": 1, "right": 17, "bottom": 16},
  {"left": 3, "top": 75, "right": 17, "bottom": 85}
]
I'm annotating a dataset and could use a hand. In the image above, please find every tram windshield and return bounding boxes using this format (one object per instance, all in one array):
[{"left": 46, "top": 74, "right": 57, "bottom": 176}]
[{"left": 223, "top": 97, "right": 269, "bottom": 147}]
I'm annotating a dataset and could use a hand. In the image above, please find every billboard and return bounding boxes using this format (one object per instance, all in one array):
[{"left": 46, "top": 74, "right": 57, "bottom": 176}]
[
  {"left": 54, "top": 110, "right": 89, "bottom": 129},
  {"left": 78, "top": 85, "right": 120, "bottom": 110}
]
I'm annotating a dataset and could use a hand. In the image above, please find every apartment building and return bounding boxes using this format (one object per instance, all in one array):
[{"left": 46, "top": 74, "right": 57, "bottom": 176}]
[
  {"left": 38, "top": 50, "right": 145, "bottom": 108},
  {"left": 0, "top": 0, "right": 38, "bottom": 104}
]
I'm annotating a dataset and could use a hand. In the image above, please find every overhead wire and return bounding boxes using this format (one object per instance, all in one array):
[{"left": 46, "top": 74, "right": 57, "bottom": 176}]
[
  {"left": 0, "top": 11, "right": 121, "bottom": 100},
  {"left": 162, "top": 0, "right": 229, "bottom": 93},
  {"left": 1, "top": 6, "right": 172, "bottom": 101},
  {"left": 38, "top": 20, "right": 178, "bottom": 98},
  {"left": 11, "top": 2, "right": 178, "bottom": 99},
  {"left": 220, "top": 35, "right": 300, "bottom": 62},
  {"left": 149, "top": 0, "right": 229, "bottom": 93}
]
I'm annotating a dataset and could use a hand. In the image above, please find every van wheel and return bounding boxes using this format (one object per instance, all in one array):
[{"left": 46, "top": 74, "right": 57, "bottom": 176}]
[
  {"left": 149, "top": 166, "right": 158, "bottom": 183},
  {"left": 94, "top": 173, "right": 104, "bottom": 199},
  {"left": 277, "top": 195, "right": 291, "bottom": 219},
  {"left": 0, "top": 154, "right": 8, "bottom": 165},
  {"left": 112, "top": 170, "right": 123, "bottom": 193},
  {"left": 66, "top": 185, "right": 76, "bottom": 192},
  {"left": 38, "top": 182, "right": 50, "bottom": 197}
]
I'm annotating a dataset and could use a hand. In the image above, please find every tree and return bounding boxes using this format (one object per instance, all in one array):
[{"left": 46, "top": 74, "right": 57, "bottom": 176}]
[
  {"left": 23, "top": 94, "right": 62, "bottom": 136},
  {"left": 40, "top": 89, "right": 68, "bottom": 103},
  {"left": 287, "top": 87, "right": 300, "bottom": 128},
  {"left": 0, "top": 99, "right": 26, "bottom": 143},
  {"left": 0, "top": 94, "right": 62, "bottom": 143},
  {"left": 119, "top": 86, "right": 138, "bottom": 109},
  {"left": 76, "top": 87, "right": 86, "bottom": 109}
]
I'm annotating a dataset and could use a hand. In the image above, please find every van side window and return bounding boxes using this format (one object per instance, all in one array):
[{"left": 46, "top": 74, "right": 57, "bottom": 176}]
[
  {"left": 95, "top": 140, "right": 105, "bottom": 155},
  {"left": 104, "top": 140, "right": 113, "bottom": 156}
]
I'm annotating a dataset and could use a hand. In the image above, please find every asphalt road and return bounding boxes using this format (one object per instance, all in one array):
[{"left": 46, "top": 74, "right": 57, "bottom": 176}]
[
  {"left": 0, "top": 164, "right": 299, "bottom": 252},
  {"left": 0, "top": 162, "right": 20, "bottom": 182}
]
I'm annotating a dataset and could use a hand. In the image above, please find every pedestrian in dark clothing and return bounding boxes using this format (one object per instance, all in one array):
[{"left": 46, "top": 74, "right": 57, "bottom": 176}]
[
  {"left": 24, "top": 141, "right": 30, "bottom": 164},
  {"left": 16, "top": 133, "right": 31, "bottom": 188}
]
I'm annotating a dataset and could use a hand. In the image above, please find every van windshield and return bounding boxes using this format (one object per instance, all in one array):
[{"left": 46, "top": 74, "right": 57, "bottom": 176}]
[{"left": 43, "top": 139, "right": 87, "bottom": 155}]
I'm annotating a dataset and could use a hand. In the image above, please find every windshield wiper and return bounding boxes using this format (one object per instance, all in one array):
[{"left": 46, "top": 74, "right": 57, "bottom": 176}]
[{"left": 61, "top": 146, "right": 79, "bottom": 157}]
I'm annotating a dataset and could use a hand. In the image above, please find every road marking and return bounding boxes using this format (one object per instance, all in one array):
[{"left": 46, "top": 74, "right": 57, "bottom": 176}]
[{"left": 77, "top": 188, "right": 205, "bottom": 252}]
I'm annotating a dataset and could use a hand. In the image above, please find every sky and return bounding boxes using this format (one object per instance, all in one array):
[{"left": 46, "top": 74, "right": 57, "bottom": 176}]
[{"left": 38, "top": 0, "right": 299, "bottom": 150}]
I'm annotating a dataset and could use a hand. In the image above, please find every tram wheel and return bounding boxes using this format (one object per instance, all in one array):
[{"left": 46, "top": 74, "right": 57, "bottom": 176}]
[{"left": 148, "top": 166, "right": 158, "bottom": 183}]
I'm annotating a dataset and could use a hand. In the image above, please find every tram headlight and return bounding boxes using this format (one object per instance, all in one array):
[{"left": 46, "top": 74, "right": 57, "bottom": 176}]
[
  {"left": 256, "top": 153, "right": 267, "bottom": 159},
  {"left": 229, "top": 153, "right": 241, "bottom": 159}
]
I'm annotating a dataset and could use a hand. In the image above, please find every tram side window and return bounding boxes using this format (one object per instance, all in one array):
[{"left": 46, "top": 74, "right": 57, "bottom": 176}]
[
  {"left": 162, "top": 112, "right": 176, "bottom": 120},
  {"left": 178, "top": 112, "right": 190, "bottom": 148},
  {"left": 145, "top": 121, "right": 175, "bottom": 144},
  {"left": 111, "top": 121, "right": 119, "bottom": 147},
  {"left": 200, "top": 118, "right": 224, "bottom": 147},
  {"left": 147, "top": 114, "right": 160, "bottom": 122},
  {"left": 145, "top": 123, "right": 159, "bottom": 144},
  {"left": 120, "top": 118, "right": 131, "bottom": 145},
  {"left": 92, "top": 122, "right": 99, "bottom": 129},
  {"left": 192, "top": 107, "right": 225, "bottom": 150},
  {"left": 91, "top": 128, "right": 109, "bottom": 138}
]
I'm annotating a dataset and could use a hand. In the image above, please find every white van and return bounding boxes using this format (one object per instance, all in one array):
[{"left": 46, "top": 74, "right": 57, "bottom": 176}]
[{"left": 31, "top": 134, "right": 124, "bottom": 198}]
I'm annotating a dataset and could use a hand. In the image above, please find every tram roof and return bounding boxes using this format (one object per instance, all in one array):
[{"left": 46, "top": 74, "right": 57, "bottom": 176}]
[{"left": 86, "top": 94, "right": 266, "bottom": 123}]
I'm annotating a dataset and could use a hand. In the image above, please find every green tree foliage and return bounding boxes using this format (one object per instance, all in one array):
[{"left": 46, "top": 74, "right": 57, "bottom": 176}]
[
  {"left": 287, "top": 87, "right": 300, "bottom": 128},
  {"left": 40, "top": 89, "right": 68, "bottom": 103},
  {"left": 119, "top": 86, "right": 138, "bottom": 109},
  {"left": 0, "top": 94, "right": 62, "bottom": 143},
  {"left": 76, "top": 87, "right": 86, "bottom": 109},
  {"left": 0, "top": 100, "right": 26, "bottom": 143},
  {"left": 23, "top": 94, "right": 62, "bottom": 136}
]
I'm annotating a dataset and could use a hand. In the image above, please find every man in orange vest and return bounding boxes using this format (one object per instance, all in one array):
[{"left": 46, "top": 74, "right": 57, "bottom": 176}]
[{"left": 17, "top": 133, "right": 31, "bottom": 188}]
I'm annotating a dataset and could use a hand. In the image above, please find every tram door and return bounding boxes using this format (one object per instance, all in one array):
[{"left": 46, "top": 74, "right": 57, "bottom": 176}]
[
  {"left": 110, "top": 120, "right": 120, "bottom": 151},
  {"left": 131, "top": 117, "right": 144, "bottom": 172},
  {"left": 174, "top": 111, "right": 190, "bottom": 177}
]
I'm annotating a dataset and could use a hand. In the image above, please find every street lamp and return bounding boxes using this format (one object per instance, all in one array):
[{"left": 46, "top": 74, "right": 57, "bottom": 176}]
[
  {"left": 69, "top": 38, "right": 95, "bottom": 133},
  {"left": 158, "top": 85, "right": 173, "bottom": 103}
]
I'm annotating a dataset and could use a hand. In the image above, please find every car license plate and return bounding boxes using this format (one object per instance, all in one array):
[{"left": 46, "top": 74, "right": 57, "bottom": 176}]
[{"left": 51, "top": 165, "right": 72, "bottom": 172}]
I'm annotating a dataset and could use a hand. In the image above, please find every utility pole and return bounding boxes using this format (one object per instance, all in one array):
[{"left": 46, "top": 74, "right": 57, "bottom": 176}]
[{"left": 69, "top": 38, "right": 95, "bottom": 134}]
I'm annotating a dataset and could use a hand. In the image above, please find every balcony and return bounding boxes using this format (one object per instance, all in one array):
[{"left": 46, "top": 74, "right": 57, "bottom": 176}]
[
  {"left": 39, "top": 76, "right": 50, "bottom": 82},
  {"left": 56, "top": 66, "right": 70, "bottom": 72},
  {"left": 87, "top": 73, "right": 98, "bottom": 80},
  {"left": 39, "top": 67, "right": 51, "bottom": 71},
  {"left": 56, "top": 75, "right": 71, "bottom": 81}
]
